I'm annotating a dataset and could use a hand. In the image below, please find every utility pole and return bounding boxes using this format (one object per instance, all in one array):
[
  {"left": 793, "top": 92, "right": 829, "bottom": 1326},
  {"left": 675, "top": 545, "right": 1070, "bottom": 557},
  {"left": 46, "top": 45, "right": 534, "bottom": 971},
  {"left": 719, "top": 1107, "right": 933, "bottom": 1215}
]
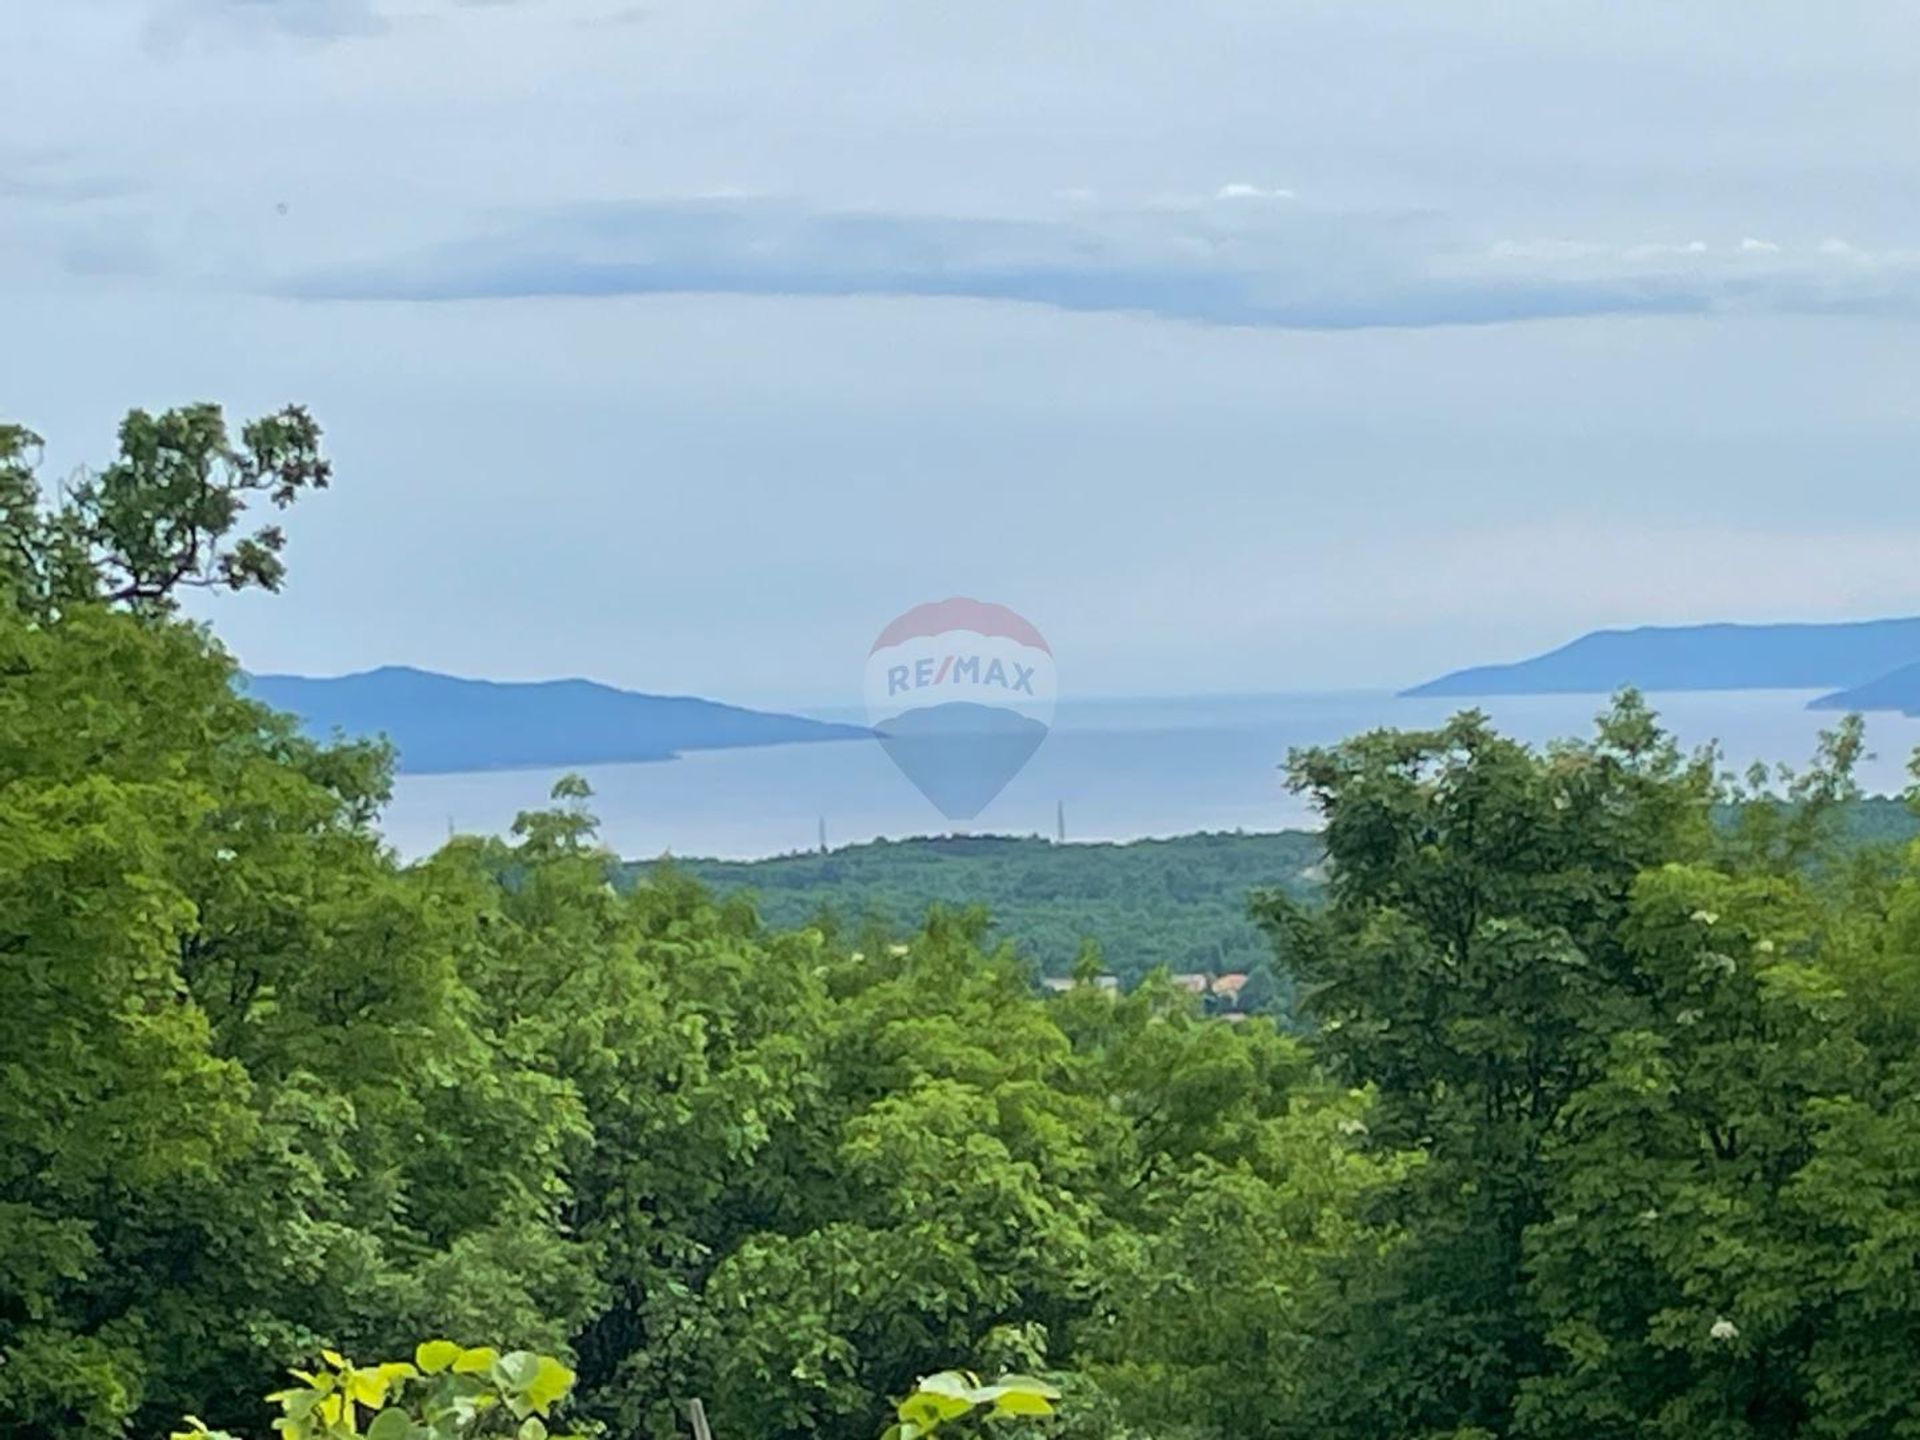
[
  {"left": 818, "top": 816, "right": 828, "bottom": 854},
  {"left": 1056, "top": 799, "right": 1066, "bottom": 843}
]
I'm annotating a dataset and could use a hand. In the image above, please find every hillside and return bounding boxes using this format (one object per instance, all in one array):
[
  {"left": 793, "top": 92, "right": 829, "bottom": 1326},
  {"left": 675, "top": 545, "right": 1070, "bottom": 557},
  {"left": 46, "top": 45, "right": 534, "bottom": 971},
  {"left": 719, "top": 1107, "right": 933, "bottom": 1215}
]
[
  {"left": 1404, "top": 616, "right": 1920, "bottom": 697},
  {"left": 242, "top": 665, "right": 869, "bottom": 774},
  {"left": 621, "top": 829, "right": 1326, "bottom": 994},
  {"left": 627, "top": 800, "right": 1920, "bottom": 1007},
  {"left": 1810, "top": 661, "right": 1920, "bottom": 715}
]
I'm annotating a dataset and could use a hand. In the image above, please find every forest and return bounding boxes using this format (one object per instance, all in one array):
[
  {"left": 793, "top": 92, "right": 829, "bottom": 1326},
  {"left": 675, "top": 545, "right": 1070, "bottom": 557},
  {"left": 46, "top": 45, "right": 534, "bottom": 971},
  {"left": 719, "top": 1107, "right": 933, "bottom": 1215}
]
[
  {"left": 7, "top": 405, "right": 1920, "bottom": 1440},
  {"left": 622, "top": 830, "right": 1323, "bottom": 1002},
  {"left": 634, "top": 801, "right": 1920, "bottom": 1013}
]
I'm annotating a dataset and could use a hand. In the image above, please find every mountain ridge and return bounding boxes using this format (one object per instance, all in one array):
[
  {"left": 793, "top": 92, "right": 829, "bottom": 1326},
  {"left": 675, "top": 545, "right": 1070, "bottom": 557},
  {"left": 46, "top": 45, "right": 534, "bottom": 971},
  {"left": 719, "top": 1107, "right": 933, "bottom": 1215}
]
[
  {"left": 242, "top": 664, "right": 870, "bottom": 774},
  {"left": 1403, "top": 617, "right": 1920, "bottom": 698},
  {"left": 1810, "top": 660, "right": 1920, "bottom": 716}
]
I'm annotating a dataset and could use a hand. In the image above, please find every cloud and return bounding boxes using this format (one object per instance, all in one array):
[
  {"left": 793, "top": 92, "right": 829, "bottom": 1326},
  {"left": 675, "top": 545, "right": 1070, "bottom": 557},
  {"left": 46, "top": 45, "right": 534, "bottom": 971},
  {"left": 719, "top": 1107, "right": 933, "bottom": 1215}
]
[
  {"left": 274, "top": 190, "right": 1920, "bottom": 332},
  {"left": 0, "top": 147, "right": 150, "bottom": 280},
  {"left": 0, "top": 174, "right": 137, "bottom": 205},
  {"left": 0, "top": 147, "right": 135, "bottom": 206},
  {"left": 143, "top": 0, "right": 389, "bottom": 45},
  {"left": 140, "top": 0, "right": 545, "bottom": 47}
]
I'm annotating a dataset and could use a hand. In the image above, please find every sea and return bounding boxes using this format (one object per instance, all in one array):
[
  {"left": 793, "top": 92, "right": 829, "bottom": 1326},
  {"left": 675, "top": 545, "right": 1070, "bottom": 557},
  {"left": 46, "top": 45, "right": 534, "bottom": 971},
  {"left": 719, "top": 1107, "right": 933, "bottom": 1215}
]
[{"left": 376, "top": 689, "right": 1920, "bottom": 862}]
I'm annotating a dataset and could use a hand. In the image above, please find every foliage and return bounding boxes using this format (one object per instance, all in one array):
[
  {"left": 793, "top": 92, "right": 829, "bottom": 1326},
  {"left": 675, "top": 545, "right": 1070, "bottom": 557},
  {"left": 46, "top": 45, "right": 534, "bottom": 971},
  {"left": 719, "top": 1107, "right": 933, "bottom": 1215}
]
[
  {"left": 0, "top": 404, "right": 328, "bottom": 616},
  {"left": 9, "top": 404, "right": 1920, "bottom": 1440},
  {"left": 623, "top": 804, "right": 1920, "bottom": 1015},
  {"left": 1256, "top": 693, "right": 1920, "bottom": 1438},
  {"left": 620, "top": 831, "right": 1322, "bottom": 1003},
  {"left": 0, "top": 409, "right": 588, "bottom": 1437},
  {"left": 169, "top": 1343, "right": 581, "bottom": 1440},
  {"left": 884, "top": 1371, "right": 1059, "bottom": 1440},
  {"left": 0, "top": 404, "right": 1398, "bottom": 1440}
]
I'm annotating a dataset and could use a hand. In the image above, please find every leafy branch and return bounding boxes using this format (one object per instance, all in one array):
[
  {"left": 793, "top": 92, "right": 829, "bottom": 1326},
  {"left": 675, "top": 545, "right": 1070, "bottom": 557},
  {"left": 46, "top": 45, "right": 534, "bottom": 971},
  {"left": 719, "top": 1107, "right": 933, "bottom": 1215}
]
[{"left": 170, "top": 1342, "right": 583, "bottom": 1440}]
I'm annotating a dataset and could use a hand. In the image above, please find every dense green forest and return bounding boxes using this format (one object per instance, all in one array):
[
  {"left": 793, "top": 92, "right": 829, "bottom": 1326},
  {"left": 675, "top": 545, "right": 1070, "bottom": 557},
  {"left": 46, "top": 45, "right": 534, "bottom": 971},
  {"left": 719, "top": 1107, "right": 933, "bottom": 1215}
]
[
  {"left": 9, "top": 405, "right": 1920, "bottom": 1440},
  {"left": 622, "top": 831, "right": 1324, "bottom": 996},
  {"left": 631, "top": 801, "right": 1920, "bottom": 1011}
]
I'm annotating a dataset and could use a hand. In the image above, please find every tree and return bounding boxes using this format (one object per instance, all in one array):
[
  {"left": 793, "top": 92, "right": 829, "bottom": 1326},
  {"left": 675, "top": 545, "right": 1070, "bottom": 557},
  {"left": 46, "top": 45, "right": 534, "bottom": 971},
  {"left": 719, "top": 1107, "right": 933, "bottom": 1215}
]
[
  {"left": 0, "top": 408, "right": 589, "bottom": 1438},
  {"left": 1255, "top": 693, "right": 1919, "bottom": 1439},
  {"left": 0, "top": 404, "right": 328, "bottom": 618},
  {"left": 1250, "top": 697, "right": 1713, "bottom": 1434}
]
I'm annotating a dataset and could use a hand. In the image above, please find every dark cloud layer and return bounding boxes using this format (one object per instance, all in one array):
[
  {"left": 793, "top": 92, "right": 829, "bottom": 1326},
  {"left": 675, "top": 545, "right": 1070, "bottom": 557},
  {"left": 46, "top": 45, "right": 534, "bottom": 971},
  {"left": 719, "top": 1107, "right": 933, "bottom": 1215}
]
[{"left": 279, "top": 194, "right": 1920, "bottom": 332}]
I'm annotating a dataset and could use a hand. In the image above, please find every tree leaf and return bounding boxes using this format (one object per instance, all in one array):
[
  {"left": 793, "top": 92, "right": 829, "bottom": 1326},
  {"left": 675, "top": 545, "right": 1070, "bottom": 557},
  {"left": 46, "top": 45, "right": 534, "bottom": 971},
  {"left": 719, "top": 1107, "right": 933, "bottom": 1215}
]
[
  {"left": 451, "top": 1347, "right": 499, "bottom": 1377},
  {"left": 988, "top": 1392, "right": 1055, "bottom": 1417},
  {"left": 496, "top": 1351, "right": 541, "bottom": 1391},
  {"left": 525, "top": 1357, "right": 574, "bottom": 1414}
]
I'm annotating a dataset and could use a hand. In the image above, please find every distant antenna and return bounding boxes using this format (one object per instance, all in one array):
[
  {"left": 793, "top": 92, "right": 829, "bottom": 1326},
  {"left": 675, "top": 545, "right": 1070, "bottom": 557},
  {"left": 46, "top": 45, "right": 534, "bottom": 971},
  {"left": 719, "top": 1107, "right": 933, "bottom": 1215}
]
[
  {"left": 818, "top": 816, "right": 828, "bottom": 854},
  {"left": 1056, "top": 799, "right": 1066, "bottom": 843}
]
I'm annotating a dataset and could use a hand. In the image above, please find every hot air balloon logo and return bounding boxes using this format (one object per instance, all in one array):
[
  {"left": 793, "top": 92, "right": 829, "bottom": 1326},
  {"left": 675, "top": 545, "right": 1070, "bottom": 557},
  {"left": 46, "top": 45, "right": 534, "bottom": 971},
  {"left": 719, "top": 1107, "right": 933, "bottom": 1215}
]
[{"left": 864, "top": 598, "right": 1055, "bottom": 821}]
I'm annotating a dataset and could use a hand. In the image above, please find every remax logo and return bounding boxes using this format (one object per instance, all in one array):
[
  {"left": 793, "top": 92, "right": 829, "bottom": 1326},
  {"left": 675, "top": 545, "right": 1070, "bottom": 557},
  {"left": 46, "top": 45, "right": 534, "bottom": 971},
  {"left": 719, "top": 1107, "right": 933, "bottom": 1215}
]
[{"left": 864, "top": 598, "right": 1055, "bottom": 821}]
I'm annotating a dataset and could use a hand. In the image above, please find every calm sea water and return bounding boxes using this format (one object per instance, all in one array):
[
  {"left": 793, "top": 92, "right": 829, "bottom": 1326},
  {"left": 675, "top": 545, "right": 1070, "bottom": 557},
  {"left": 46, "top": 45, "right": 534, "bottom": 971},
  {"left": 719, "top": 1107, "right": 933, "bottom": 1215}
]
[{"left": 379, "top": 690, "right": 1920, "bottom": 861}]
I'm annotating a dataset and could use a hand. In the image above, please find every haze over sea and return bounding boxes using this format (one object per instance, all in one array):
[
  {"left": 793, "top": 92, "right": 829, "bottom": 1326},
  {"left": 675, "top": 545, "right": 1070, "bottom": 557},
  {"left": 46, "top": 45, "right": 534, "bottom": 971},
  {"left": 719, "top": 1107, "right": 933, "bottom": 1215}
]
[{"left": 381, "top": 689, "right": 1920, "bottom": 861}]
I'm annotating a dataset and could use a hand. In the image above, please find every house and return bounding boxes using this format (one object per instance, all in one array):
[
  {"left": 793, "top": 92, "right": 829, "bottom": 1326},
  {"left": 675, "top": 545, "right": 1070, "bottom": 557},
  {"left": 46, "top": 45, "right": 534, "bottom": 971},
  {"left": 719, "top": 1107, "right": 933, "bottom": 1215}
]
[
  {"left": 1041, "top": 974, "right": 1119, "bottom": 995},
  {"left": 1210, "top": 973, "right": 1250, "bottom": 1005}
]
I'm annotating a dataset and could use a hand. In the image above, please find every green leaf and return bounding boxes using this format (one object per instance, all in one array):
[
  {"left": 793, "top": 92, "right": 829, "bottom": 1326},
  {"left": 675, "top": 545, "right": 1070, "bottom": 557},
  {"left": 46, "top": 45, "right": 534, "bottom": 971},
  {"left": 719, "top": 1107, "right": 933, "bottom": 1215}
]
[
  {"left": 917, "top": 1373, "right": 977, "bottom": 1400},
  {"left": 900, "top": 1393, "right": 972, "bottom": 1428},
  {"left": 347, "top": 1369, "right": 392, "bottom": 1408},
  {"left": 988, "top": 1392, "right": 1055, "bottom": 1417},
  {"left": 366, "top": 1408, "right": 413, "bottom": 1440},
  {"left": 525, "top": 1357, "right": 574, "bottom": 1414},
  {"left": 496, "top": 1351, "right": 541, "bottom": 1391},
  {"left": 976, "top": 1375, "right": 1060, "bottom": 1410},
  {"left": 275, "top": 1389, "right": 323, "bottom": 1419},
  {"left": 451, "top": 1347, "right": 499, "bottom": 1377},
  {"left": 984, "top": 1376, "right": 1059, "bottom": 1400},
  {"left": 415, "top": 1341, "right": 461, "bottom": 1376},
  {"left": 518, "top": 1420, "right": 549, "bottom": 1440}
]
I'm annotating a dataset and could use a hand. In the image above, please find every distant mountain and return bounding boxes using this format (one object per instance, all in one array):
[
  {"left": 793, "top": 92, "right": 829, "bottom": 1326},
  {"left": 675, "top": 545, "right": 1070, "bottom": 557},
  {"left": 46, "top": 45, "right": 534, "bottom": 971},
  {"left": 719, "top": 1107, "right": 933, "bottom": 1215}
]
[
  {"left": 242, "top": 665, "right": 870, "bottom": 774},
  {"left": 1403, "top": 618, "right": 1920, "bottom": 698},
  {"left": 1809, "top": 661, "right": 1920, "bottom": 715}
]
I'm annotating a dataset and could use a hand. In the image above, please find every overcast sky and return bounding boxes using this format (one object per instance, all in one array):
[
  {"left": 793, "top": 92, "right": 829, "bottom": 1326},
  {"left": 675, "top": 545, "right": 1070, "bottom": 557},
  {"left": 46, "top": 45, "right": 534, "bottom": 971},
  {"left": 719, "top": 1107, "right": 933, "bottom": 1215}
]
[{"left": 5, "top": 1, "right": 1920, "bottom": 705}]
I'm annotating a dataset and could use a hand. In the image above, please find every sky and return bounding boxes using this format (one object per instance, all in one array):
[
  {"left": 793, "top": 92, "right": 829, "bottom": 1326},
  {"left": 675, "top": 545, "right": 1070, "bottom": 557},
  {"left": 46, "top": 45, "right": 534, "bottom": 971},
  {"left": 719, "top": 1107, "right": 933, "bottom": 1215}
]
[{"left": 5, "top": 1, "right": 1920, "bottom": 707}]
